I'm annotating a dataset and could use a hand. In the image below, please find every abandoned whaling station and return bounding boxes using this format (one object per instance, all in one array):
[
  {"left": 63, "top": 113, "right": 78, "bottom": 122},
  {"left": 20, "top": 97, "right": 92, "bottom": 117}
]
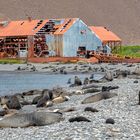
[{"left": 0, "top": 17, "right": 133, "bottom": 63}]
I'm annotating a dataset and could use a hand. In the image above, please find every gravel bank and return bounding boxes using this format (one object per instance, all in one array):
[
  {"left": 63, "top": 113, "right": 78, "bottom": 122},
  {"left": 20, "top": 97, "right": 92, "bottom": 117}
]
[{"left": 0, "top": 63, "right": 140, "bottom": 140}]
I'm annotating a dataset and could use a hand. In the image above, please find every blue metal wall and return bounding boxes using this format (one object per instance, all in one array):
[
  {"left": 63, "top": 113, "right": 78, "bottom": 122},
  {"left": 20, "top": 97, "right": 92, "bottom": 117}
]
[
  {"left": 45, "top": 19, "right": 102, "bottom": 57},
  {"left": 63, "top": 19, "right": 102, "bottom": 57},
  {"left": 45, "top": 34, "right": 63, "bottom": 56}
]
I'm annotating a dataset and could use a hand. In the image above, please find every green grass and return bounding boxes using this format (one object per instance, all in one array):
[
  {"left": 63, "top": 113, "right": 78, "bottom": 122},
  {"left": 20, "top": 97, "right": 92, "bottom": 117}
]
[
  {"left": 114, "top": 46, "right": 140, "bottom": 58},
  {"left": 0, "top": 58, "right": 26, "bottom": 64}
]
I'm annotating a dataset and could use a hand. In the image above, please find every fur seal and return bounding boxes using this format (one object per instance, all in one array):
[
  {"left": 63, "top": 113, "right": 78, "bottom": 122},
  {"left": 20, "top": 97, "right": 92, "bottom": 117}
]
[
  {"left": 106, "top": 118, "right": 115, "bottom": 124},
  {"left": 102, "top": 86, "right": 119, "bottom": 92},
  {"left": 81, "top": 92, "right": 117, "bottom": 104},
  {"left": 138, "top": 91, "right": 140, "bottom": 105},
  {"left": 74, "top": 76, "right": 82, "bottom": 86},
  {"left": 83, "top": 77, "right": 90, "bottom": 85},
  {"left": 36, "top": 90, "right": 53, "bottom": 107},
  {"left": 69, "top": 116, "right": 91, "bottom": 122},
  {"left": 32, "top": 95, "right": 43, "bottom": 104},
  {"left": 84, "top": 107, "right": 99, "bottom": 113},
  {"left": 67, "top": 78, "right": 71, "bottom": 84},
  {"left": 0, "top": 95, "right": 21, "bottom": 110},
  {"left": 0, "top": 111, "right": 64, "bottom": 128},
  {"left": 36, "top": 96, "right": 49, "bottom": 108},
  {"left": 2, "top": 104, "right": 18, "bottom": 117},
  {"left": 52, "top": 96, "right": 70, "bottom": 104},
  {"left": 15, "top": 94, "right": 31, "bottom": 105},
  {"left": 83, "top": 88, "right": 100, "bottom": 94},
  {"left": 22, "top": 90, "right": 42, "bottom": 96}
]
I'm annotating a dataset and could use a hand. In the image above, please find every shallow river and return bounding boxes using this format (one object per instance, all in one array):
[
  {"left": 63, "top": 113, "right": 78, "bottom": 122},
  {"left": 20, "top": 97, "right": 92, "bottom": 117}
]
[{"left": 0, "top": 72, "right": 90, "bottom": 96}]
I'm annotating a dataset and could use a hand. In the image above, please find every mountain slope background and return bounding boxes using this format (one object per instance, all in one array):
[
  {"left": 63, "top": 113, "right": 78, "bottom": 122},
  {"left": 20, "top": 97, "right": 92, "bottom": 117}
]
[{"left": 0, "top": 0, "right": 140, "bottom": 45}]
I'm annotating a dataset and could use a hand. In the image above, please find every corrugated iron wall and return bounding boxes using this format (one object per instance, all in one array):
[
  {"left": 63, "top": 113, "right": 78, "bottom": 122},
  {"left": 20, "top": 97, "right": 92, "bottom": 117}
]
[
  {"left": 45, "top": 19, "right": 102, "bottom": 57},
  {"left": 45, "top": 34, "right": 63, "bottom": 56},
  {"left": 63, "top": 19, "right": 102, "bottom": 57}
]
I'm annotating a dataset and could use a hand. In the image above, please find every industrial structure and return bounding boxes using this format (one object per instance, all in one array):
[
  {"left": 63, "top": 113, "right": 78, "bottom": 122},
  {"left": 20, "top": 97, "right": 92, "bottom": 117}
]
[
  {"left": 0, "top": 17, "right": 122, "bottom": 62},
  {"left": 89, "top": 26, "right": 122, "bottom": 52}
]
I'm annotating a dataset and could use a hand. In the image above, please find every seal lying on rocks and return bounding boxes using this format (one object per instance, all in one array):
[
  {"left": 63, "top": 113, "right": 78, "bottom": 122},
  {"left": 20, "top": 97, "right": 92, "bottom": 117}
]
[
  {"left": 22, "top": 90, "right": 42, "bottom": 96},
  {"left": 0, "top": 95, "right": 21, "bottom": 110},
  {"left": 102, "top": 86, "right": 119, "bottom": 92},
  {"left": 0, "top": 111, "right": 64, "bottom": 128},
  {"left": 32, "top": 95, "right": 43, "bottom": 105},
  {"left": 50, "top": 107, "right": 76, "bottom": 113},
  {"left": 84, "top": 107, "right": 99, "bottom": 113},
  {"left": 81, "top": 92, "right": 117, "bottom": 104},
  {"left": 34, "top": 90, "right": 53, "bottom": 107},
  {"left": 69, "top": 116, "right": 91, "bottom": 122},
  {"left": 106, "top": 118, "right": 115, "bottom": 124},
  {"left": 52, "top": 96, "right": 70, "bottom": 104},
  {"left": 2, "top": 104, "right": 18, "bottom": 117}
]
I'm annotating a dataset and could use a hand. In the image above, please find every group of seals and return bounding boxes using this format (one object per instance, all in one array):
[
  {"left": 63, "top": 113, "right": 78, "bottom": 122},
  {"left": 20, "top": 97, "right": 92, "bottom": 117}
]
[{"left": 0, "top": 87, "right": 71, "bottom": 128}]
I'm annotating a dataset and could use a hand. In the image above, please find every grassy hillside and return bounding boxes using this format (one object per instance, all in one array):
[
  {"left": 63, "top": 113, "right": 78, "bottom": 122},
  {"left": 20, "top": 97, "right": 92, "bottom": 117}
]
[{"left": 115, "top": 46, "right": 140, "bottom": 58}]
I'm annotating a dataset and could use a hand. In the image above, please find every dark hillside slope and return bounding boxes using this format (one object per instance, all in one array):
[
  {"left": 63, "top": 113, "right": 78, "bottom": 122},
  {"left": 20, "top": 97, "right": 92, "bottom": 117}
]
[{"left": 0, "top": 0, "right": 140, "bottom": 45}]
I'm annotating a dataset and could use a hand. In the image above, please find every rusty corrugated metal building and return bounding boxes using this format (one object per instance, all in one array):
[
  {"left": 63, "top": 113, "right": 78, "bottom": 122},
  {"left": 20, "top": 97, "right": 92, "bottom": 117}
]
[
  {"left": 0, "top": 18, "right": 103, "bottom": 59},
  {"left": 89, "top": 26, "right": 122, "bottom": 53},
  {"left": 45, "top": 18, "right": 102, "bottom": 57},
  {"left": 0, "top": 18, "right": 122, "bottom": 59}
]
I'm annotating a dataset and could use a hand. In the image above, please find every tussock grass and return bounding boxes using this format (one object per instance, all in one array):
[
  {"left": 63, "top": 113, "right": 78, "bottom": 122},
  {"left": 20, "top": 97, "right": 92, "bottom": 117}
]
[
  {"left": 0, "top": 58, "right": 26, "bottom": 64},
  {"left": 114, "top": 46, "right": 140, "bottom": 58}
]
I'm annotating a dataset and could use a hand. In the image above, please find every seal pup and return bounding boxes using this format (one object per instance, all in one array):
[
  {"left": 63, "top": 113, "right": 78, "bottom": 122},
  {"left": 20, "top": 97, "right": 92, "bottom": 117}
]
[
  {"left": 69, "top": 116, "right": 91, "bottom": 122},
  {"left": 2, "top": 104, "right": 18, "bottom": 117},
  {"left": 105, "top": 118, "right": 115, "bottom": 124},
  {"left": 102, "top": 86, "right": 119, "bottom": 92},
  {"left": 83, "top": 77, "right": 90, "bottom": 85},
  {"left": 74, "top": 76, "right": 82, "bottom": 86},
  {"left": 36, "top": 90, "right": 53, "bottom": 108},
  {"left": 84, "top": 107, "right": 99, "bottom": 113},
  {"left": 52, "top": 96, "right": 70, "bottom": 104},
  {"left": 0, "top": 95, "right": 21, "bottom": 110},
  {"left": 67, "top": 78, "right": 71, "bottom": 84},
  {"left": 22, "top": 90, "right": 42, "bottom": 96},
  {"left": 138, "top": 91, "right": 140, "bottom": 105}
]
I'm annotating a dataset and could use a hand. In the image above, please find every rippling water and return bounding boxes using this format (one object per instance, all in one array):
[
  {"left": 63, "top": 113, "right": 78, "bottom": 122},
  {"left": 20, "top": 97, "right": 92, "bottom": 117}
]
[{"left": 0, "top": 72, "right": 89, "bottom": 96}]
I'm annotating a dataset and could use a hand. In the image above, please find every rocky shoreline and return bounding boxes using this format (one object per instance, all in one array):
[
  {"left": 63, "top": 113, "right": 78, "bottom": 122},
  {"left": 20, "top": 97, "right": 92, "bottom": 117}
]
[{"left": 0, "top": 62, "right": 140, "bottom": 140}]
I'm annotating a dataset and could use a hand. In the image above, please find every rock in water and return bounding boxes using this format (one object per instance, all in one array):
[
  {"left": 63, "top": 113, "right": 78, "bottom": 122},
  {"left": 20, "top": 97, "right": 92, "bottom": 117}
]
[{"left": 0, "top": 111, "right": 64, "bottom": 128}]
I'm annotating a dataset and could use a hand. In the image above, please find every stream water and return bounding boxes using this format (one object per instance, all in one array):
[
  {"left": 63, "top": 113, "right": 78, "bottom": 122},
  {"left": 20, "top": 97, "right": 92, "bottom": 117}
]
[{"left": 0, "top": 72, "right": 90, "bottom": 96}]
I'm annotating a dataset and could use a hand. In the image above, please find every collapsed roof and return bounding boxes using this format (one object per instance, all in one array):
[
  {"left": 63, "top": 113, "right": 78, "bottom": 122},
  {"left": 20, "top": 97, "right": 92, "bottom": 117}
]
[{"left": 0, "top": 18, "right": 78, "bottom": 37}]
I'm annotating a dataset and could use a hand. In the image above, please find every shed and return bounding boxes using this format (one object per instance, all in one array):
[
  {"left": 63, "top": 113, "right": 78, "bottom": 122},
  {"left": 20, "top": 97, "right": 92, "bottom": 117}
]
[
  {"left": 0, "top": 18, "right": 102, "bottom": 59},
  {"left": 45, "top": 18, "right": 102, "bottom": 57},
  {"left": 89, "top": 26, "right": 122, "bottom": 53}
]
